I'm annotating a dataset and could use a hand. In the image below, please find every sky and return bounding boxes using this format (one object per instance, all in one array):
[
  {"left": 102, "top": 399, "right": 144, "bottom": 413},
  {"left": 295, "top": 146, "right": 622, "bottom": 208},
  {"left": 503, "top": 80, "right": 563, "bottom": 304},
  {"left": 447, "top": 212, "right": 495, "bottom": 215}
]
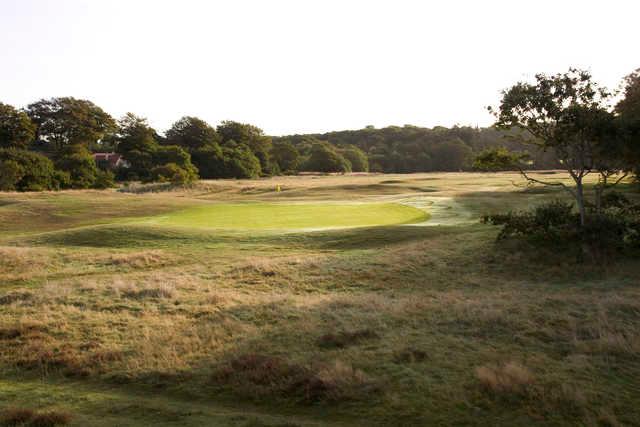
[{"left": 1, "top": 0, "right": 638, "bottom": 136}]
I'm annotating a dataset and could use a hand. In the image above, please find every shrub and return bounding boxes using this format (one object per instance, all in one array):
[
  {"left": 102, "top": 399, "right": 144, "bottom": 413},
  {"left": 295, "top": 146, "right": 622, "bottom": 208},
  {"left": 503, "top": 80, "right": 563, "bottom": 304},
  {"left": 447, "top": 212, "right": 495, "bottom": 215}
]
[
  {"left": 0, "top": 160, "right": 24, "bottom": 191},
  {"left": 483, "top": 200, "right": 577, "bottom": 242},
  {"left": 149, "top": 163, "right": 197, "bottom": 185},
  {"left": 54, "top": 145, "right": 99, "bottom": 189},
  {"left": 0, "top": 148, "right": 57, "bottom": 191},
  {"left": 483, "top": 199, "right": 640, "bottom": 260},
  {"left": 93, "top": 169, "right": 115, "bottom": 189}
]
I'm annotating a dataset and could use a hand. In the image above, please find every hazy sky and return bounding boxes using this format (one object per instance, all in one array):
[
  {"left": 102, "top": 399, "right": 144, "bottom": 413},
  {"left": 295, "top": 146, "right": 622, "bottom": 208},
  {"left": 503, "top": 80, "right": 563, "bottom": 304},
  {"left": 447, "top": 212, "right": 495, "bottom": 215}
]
[{"left": 1, "top": 0, "right": 638, "bottom": 135}]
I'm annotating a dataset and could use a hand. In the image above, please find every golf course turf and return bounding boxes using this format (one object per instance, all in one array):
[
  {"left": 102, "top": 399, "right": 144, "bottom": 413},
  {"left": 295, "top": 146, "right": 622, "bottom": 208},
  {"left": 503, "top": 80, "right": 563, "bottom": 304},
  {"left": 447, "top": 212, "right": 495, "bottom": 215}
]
[
  {"left": 147, "top": 202, "right": 429, "bottom": 230},
  {"left": 1, "top": 172, "right": 640, "bottom": 426}
]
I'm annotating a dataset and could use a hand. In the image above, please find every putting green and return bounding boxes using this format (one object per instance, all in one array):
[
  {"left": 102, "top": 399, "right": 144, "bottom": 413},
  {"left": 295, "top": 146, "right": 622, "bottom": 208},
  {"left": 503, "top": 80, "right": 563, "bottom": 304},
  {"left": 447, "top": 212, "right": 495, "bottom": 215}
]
[{"left": 148, "top": 202, "right": 428, "bottom": 230}]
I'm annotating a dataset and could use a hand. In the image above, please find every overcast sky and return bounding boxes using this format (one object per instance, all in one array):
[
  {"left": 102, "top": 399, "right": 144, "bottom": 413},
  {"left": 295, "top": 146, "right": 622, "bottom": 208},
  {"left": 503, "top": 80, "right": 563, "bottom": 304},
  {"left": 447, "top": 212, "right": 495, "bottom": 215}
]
[{"left": 1, "top": 0, "right": 638, "bottom": 135}]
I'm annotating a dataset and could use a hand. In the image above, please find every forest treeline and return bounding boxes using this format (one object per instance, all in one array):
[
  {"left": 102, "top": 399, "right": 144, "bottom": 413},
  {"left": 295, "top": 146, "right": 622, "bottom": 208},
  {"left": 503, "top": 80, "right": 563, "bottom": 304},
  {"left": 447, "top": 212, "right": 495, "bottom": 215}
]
[{"left": 0, "top": 67, "right": 638, "bottom": 191}]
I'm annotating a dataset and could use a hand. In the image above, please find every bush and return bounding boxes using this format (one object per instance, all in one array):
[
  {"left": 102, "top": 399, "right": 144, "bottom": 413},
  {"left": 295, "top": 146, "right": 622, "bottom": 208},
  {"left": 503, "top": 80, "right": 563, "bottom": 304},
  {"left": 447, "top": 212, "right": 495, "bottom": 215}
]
[
  {"left": 483, "top": 199, "right": 640, "bottom": 259},
  {"left": 0, "top": 148, "right": 57, "bottom": 191},
  {"left": 55, "top": 145, "right": 99, "bottom": 189},
  {"left": 93, "top": 169, "right": 115, "bottom": 189},
  {"left": 0, "top": 160, "right": 24, "bottom": 191},
  {"left": 483, "top": 200, "right": 578, "bottom": 243},
  {"left": 149, "top": 163, "right": 197, "bottom": 185}
]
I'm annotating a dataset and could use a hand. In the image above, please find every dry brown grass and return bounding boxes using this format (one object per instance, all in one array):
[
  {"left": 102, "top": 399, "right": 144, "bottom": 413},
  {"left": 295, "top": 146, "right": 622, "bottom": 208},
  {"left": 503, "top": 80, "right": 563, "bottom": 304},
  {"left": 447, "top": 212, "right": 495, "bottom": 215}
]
[
  {"left": 475, "top": 362, "right": 535, "bottom": 397},
  {"left": 122, "top": 283, "right": 175, "bottom": 299},
  {"left": 103, "top": 250, "right": 174, "bottom": 269}
]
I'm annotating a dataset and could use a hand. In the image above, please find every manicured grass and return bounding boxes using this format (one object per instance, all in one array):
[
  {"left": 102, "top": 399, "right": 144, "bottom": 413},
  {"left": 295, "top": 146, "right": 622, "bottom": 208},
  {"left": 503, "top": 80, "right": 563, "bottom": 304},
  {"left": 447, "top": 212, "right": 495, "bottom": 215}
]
[{"left": 147, "top": 202, "right": 429, "bottom": 230}]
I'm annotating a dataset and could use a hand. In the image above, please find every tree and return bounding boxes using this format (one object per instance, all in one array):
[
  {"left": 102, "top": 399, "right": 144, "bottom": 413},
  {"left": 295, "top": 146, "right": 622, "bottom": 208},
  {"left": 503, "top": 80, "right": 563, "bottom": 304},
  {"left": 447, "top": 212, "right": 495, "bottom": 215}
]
[
  {"left": 217, "top": 121, "right": 272, "bottom": 173},
  {"left": 489, "top": 68, "right": 618, "bottom": 226},
  {"left": 0, "top": 148, "right": 59, "bottom": 191},
  {"left": 191, "top": 143, "right": 226, "bottom": 179},
  {"left": 303, "top": 142, "right": 351, "bottom": 173},
  {"left": 616, "top": 69, "right": 640, "bottom": 121},
  {"left": 27, "top": 97, "right": 116, "bottom": 151},
  {"left": 0, "top": 103, "right": 36, "bottom": 149},
  {"left": 430, "top": 139, "right": 472, "bottom": 171},
  {"left": 55, "top": 144, "right": 100, "bottom": 189},
  {"left": 114, "top": 113, "right": 158, "bottom": 180},
  {"left": 473, "top": 147, "right": 527, "bottom": 172},
  {"left": 270, "top": 140, "right": 301, "bottom": 173},
  {"left": 340, "top": 145, "right": 369, "bottom": 172},
  {"left": 221, "top": 144, "right": 261, "bottom": 178},
  {"left": 165, "top": 116, "right": 221, "bottom": 150},
  {"left": 616, "top": 69, "right": 640, "bottom": 174}
]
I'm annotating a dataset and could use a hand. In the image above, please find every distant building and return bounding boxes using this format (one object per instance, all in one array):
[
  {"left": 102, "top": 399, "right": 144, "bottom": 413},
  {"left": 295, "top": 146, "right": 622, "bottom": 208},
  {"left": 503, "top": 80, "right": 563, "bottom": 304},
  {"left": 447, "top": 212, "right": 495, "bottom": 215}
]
[{"left": 93, "top": 153, "right": 130, "bottom": 169}]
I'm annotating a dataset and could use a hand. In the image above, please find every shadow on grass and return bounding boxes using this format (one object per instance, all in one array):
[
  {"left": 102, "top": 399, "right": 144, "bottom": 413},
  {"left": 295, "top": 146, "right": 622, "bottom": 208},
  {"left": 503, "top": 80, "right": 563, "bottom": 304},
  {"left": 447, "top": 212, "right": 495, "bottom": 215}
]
[{"left": 21, "top": 222, "right": 462, "bottom": 252}]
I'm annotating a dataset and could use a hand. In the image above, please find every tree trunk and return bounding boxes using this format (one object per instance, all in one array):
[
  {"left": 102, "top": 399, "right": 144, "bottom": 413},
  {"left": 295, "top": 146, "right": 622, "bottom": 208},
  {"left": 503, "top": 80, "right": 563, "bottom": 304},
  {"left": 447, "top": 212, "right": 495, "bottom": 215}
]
[{"left": 576, "top": 179, "right": 586, "bottom": 226}]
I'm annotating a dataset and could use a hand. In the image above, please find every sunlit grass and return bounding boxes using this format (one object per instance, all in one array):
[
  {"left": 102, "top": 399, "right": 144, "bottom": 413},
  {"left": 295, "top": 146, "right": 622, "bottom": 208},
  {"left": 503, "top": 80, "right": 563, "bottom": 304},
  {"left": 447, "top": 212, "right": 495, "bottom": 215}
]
[{"left": 145, "top": 202, "right": 428, "bottom": 230}]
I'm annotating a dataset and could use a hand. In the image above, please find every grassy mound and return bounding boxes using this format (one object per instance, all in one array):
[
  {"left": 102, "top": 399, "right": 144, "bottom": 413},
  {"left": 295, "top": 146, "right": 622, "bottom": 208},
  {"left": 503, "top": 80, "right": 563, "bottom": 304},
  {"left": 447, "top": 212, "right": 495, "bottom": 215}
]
[{"left": 147, "top": 202, "right": 428, "bottom": 230}]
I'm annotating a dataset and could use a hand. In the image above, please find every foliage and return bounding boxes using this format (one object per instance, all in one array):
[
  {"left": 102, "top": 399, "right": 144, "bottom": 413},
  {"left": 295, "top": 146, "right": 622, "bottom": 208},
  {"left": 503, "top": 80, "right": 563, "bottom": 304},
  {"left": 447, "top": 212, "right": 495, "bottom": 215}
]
[
  {"left": 55, "top": 144, "right": 100, "bottom": 189},
  {"left": 473, "top": 147, "right": 528, "bottom": 171},
  {"left": 302, "top": 142, "right": 351, "bottom": 173},
  {"left": 220, "top": 144, "right": 262, "bottom": 178},
  {"left": 483, "top": 199, "right": 640, "bottom": 259},
  {"left": 26, "top": 97, "right": 116, "bottom": 150},
  {"left": 270, "top": 140, "right": 300, "bottom": 173},
  {"left": 488, "top": 68, "right": 629, "bottom": 225},
  {"left": 113, "top": 113, "right": 158, "bottom": 180},
  {"left": 0, "top": 148, "right": 58, "bottom": 191},
  {"left": 0, "top": 102, "right": 36, "bottom": 149},
  {"left": 616, "top": 69, "right": 640, "bottom": 176},
  {"left": 0, "top": 159, "right": 24, "bottom": 191},
  {"left": 149, "top": 162, "right": 197, "bottom": 185},
  {"left": 275, "top": 125, "right": 558, "bottom": 173},
  {"left": 166, "top": 116, "right": 221, "bottom": 150},
  {"left": 94, "top": 169, "right": 116, "bottom": 189},
  {"left": 340, "top": 145, "right": 369, "bottom": 172},
  {"left": 217, "top": 121, "right": 272, "bottom": 174},
  {"left": 191, "top": 143, "right": 226, "bottom": 179}
]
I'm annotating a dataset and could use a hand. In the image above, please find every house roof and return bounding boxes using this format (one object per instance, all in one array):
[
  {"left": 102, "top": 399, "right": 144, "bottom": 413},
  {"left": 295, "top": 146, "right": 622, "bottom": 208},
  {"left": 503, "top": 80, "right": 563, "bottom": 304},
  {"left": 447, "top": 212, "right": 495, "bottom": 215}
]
[{"left": 93, "top": 152, "right": 124, "bottom": 168}]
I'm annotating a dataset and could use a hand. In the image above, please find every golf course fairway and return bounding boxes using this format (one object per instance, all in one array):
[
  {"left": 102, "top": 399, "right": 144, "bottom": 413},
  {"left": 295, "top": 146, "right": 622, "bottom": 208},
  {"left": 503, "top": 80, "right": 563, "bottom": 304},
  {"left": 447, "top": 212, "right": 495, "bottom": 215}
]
[{"left": 149, "top": 202, "right": 429, "bottom": 230}]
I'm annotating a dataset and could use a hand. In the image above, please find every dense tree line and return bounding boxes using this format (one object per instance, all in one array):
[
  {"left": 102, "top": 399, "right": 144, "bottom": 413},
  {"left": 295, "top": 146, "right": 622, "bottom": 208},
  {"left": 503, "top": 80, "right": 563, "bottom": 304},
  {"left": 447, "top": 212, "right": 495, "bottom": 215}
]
[
  {"left": 0, "top": 68, "right": 637, "bottom": 192},
  {"left": 273, "top": 125, "right": 561, "bottom": 173}
]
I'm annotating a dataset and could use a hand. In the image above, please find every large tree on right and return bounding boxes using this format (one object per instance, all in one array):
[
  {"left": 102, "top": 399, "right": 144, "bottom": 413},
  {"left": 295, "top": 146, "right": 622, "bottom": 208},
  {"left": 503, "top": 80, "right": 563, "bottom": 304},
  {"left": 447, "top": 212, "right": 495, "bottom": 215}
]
[{"left": 489, "top": 68, "right": 627, "bottom": 226}]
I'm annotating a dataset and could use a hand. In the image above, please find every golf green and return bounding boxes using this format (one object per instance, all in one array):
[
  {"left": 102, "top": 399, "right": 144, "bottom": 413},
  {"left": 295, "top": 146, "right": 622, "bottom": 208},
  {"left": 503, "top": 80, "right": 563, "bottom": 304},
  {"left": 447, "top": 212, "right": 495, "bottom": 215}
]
[{"left": 149, "top": 202, "right": 428, "bottom": 230}]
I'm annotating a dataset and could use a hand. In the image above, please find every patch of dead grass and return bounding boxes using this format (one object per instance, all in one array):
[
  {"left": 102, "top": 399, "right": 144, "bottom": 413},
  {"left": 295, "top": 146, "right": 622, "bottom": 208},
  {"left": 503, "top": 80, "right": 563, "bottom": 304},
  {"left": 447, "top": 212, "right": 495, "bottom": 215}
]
[{"left": 476, "top": 362, "right": 535, "bottom": 397}]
